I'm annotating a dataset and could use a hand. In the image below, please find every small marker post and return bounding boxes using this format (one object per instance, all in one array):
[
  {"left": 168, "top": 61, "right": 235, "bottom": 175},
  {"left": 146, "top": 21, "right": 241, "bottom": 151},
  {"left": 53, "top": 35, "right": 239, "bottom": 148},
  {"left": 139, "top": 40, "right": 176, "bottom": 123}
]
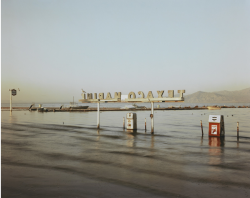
[
  {"left": 200, "top": 120, "right": 203, "bottom": 136},
  {"left": 237, "top": 122, "right": 239, "bottom": 138}
]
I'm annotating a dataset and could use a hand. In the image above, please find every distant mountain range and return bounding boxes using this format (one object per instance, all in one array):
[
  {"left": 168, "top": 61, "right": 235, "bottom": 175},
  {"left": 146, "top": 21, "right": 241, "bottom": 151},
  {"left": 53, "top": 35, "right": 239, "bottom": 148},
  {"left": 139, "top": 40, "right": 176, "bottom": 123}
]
[{"left": 184, "top": 87, "right": 250, "bottom": 103}]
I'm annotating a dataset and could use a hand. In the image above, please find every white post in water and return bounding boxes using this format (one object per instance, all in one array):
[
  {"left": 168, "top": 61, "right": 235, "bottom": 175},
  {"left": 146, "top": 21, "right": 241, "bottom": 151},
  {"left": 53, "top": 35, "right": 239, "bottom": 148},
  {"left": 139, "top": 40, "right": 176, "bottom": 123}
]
[
  {"left": 97, "top": 102, "right": 100, "bottom": 129},
  {"left": 151, "top": 102, "right": 154, "bottom": 134},
  {"left": 10, "top": 90, "right": 12, "bottom": 112}
]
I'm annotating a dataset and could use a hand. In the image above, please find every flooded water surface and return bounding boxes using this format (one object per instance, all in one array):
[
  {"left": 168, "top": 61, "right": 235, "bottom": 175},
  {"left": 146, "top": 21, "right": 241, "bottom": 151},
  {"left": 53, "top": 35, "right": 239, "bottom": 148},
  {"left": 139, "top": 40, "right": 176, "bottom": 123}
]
[{"left": 1, "top": 108, "right": 250, "bottom": 198}]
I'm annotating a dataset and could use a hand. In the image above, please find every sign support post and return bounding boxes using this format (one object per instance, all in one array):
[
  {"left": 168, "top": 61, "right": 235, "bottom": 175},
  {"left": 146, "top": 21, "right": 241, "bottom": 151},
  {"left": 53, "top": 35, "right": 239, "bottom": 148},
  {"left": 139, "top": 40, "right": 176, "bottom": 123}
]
[
  {"left": 9, "top": 89, "right": 18, "bottom": 112},
  {"left": 97, "top": 102, "right": 100, "bottom": 129},
  {"left": 151, "top": 102, "right": 154, "bottom": 134},
  {"left": 10, "top": 90, "right": 12, "bottom": 112},
  {"left": 79, "top": 90, "right": 185, "bottom": 133}
]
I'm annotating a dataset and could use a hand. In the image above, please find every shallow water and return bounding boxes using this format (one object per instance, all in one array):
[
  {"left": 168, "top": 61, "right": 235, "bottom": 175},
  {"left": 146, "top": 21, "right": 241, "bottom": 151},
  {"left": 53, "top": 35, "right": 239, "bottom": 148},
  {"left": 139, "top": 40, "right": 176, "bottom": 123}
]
[{"left": 1, "top": 109, "right": 250, "bottom": 198}]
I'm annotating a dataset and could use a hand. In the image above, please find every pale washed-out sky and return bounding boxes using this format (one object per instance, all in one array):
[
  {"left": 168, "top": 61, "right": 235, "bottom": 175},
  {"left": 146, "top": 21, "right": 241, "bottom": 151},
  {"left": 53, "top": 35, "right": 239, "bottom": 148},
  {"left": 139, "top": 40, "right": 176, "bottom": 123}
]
[{"left": 1, "top": 0, "right": 250, "bottom": 103}]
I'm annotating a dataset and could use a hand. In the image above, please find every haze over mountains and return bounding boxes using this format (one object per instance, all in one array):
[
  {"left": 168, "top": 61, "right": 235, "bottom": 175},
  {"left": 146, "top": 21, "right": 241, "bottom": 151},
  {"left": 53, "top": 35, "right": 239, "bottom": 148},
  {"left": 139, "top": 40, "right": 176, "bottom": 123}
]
[{"left": 184, "top": 88, "right": 250, "bottom": 103}]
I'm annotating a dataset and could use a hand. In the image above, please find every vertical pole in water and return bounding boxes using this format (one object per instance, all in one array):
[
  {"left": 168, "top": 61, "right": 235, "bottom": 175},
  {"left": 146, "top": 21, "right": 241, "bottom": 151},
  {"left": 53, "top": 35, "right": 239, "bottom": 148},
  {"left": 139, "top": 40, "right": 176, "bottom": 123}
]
[
  {"left": 123, "top": 117, "right": 125, "bottom": 129},
  {"left": 200, "top": 120, "right": 203, "bottom": 136},
  {"left": 151, "top": 102, "right": 154, "bottom": 134},
  {"left": 145, "top": 118, "right": 146, "bottom": 132},
  {"left": 237, "top": 122, "right": 239, "bottom": 138},
  {"left": 97, "top": 102, "right": 100, "bottom": 129},
  {"left": 10, "top": 89, "right": 12, "bottom": 112}
]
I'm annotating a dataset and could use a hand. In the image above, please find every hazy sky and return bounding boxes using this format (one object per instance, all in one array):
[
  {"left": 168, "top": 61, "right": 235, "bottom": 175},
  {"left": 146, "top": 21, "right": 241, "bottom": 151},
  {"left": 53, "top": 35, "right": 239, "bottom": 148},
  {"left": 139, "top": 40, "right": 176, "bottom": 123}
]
[{"left": 2, "top": 0, "right": 250, "bottom": 103}]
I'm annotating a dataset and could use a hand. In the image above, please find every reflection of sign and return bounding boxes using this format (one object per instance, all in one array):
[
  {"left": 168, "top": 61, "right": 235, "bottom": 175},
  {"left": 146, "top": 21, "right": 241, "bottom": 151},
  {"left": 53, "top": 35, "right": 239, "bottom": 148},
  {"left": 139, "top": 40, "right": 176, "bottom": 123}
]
[
  {"left": 211, "top": 125, "right": 217, "bottom": 135},
  {"left": 79, "top": 90, "right": 185, "bottom": 103},
  {"left": 12, "top": 89, "right": 17, "bottom": 96}
]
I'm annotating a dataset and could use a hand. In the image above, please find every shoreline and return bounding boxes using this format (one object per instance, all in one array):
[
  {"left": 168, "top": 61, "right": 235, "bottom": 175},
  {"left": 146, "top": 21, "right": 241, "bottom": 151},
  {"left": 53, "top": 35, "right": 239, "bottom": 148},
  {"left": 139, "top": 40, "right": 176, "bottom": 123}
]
[{"left": 1, "top": 105, "right": 249, "bottom": 112}]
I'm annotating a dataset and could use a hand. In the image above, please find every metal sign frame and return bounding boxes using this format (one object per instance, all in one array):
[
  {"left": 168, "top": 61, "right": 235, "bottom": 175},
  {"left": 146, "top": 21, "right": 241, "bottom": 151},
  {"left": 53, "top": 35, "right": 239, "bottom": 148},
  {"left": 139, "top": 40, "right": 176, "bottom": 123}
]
[
  {"left": 79, "top": 90, "right": 185, "bottom": 103},
  {"left": 79, "top": 90, "right": 185, "bottom": 133}
]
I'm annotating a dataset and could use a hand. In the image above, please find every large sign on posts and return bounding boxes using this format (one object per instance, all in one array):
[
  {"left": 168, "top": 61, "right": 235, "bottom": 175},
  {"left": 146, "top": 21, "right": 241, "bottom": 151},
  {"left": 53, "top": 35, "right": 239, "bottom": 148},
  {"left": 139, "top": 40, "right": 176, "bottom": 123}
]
[{"left": 79, "top": 90, "right": 185, "bottom": 103}]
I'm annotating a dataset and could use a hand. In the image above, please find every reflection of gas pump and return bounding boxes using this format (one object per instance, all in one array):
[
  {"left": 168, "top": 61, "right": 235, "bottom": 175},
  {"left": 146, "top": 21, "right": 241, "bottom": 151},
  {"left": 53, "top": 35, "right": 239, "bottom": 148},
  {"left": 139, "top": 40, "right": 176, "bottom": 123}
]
[
  {"left": 208, "top": 136, "right": 225, "bottom": 166},
  {"left": 209, "top": 137, "right": 225, "bottom": 147},
  {"left": 126, "top": 133, "right": 136, "bottom": 147}
]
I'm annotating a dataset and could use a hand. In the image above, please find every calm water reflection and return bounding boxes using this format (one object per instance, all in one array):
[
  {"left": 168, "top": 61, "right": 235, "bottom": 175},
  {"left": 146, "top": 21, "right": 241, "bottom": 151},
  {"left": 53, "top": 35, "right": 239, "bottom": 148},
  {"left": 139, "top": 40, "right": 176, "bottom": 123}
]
[
  {"left": 2, "top": 109, "right": 250, "bottom": 198},
  {"left": 208, "top": 137, "right": 224, "bottom": 167}
]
